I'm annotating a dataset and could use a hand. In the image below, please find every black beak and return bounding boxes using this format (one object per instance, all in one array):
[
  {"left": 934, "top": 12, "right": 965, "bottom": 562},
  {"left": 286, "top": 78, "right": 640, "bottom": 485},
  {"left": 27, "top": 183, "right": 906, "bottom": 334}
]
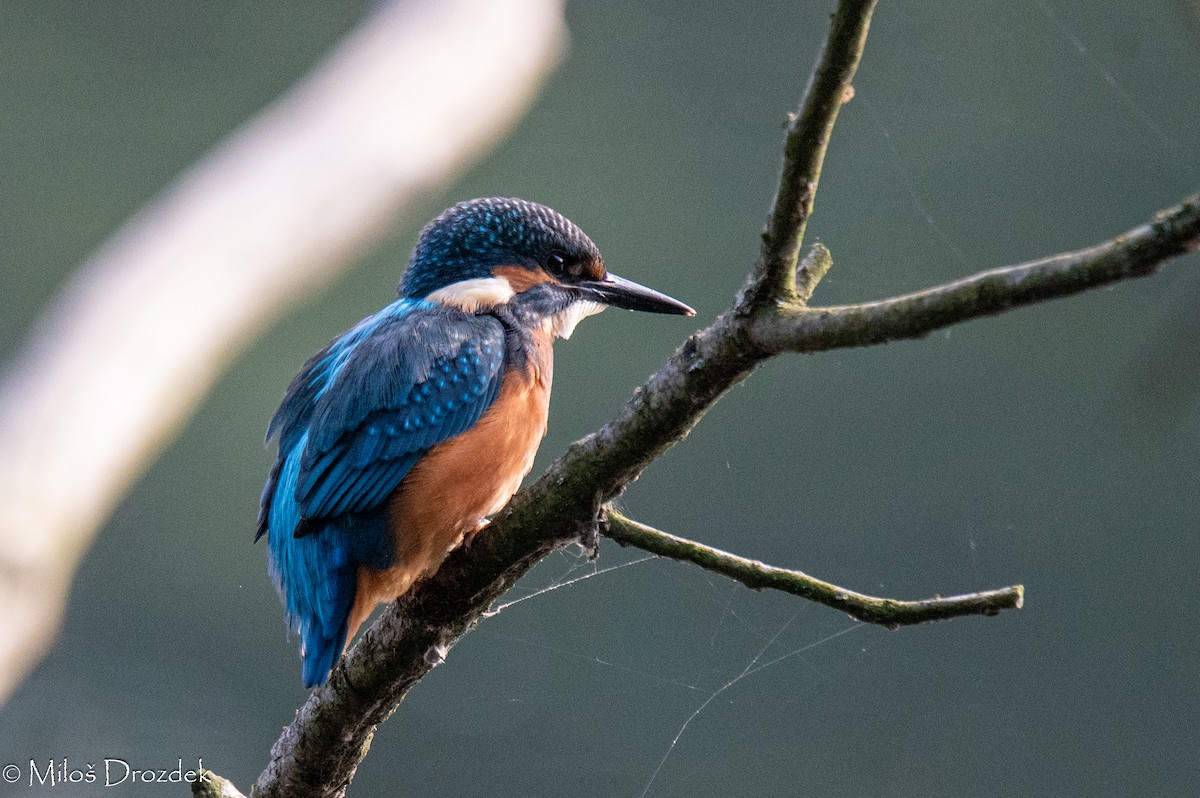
[{"left": 575, "top": 273, "right": 695, "bottom": 316}]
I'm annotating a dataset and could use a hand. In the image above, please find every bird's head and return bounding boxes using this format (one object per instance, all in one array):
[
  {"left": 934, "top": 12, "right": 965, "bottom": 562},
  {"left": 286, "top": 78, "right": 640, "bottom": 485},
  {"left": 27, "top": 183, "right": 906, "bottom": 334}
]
[{"left": 399, "top": 198, "right": 693, "bottom": 337}]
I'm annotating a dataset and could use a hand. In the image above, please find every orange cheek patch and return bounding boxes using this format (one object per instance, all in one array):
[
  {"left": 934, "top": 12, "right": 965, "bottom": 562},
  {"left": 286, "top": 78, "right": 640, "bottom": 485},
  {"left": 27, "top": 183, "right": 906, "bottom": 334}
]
[
  {"left": 493, "top": 265, "right": 556, "bottom": 293},
  {"left": 583, "top": 258, "right": 606, "bottom": 281}
]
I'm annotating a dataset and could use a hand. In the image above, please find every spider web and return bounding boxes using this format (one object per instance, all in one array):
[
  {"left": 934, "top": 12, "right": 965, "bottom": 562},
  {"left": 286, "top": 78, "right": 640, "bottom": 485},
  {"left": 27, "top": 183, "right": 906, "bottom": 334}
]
[{"left": 476, "top": 539, "right": 868, "bottom": 796}]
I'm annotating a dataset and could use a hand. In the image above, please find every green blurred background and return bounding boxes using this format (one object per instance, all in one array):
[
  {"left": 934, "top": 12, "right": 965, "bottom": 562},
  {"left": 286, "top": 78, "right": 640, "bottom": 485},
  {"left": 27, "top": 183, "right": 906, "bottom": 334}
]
[{"left": 2, "top": 1, "right": 1199, "bottom": 796}]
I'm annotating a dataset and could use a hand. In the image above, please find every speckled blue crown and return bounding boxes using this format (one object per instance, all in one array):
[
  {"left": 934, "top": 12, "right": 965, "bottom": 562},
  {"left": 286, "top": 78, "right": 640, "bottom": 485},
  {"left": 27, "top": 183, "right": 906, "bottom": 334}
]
[{"left": 399, "top": 197, "right": 602, "bottom": 298}]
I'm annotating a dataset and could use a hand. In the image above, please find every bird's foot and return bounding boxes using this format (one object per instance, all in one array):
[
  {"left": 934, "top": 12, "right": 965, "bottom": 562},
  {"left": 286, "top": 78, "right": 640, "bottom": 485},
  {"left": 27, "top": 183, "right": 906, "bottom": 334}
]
[{"left": 461, "top": 517, "right": 491, "bottom": 552}]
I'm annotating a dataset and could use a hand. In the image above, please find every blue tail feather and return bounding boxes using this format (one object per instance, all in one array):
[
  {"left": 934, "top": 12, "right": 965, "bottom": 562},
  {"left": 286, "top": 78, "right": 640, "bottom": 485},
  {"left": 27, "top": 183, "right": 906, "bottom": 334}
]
[
  {"left": 265, "top": 436, "right": 367, "bottom": 686},
  {"left": 301, "top": 609, "right": 349, "bottom": 689}
]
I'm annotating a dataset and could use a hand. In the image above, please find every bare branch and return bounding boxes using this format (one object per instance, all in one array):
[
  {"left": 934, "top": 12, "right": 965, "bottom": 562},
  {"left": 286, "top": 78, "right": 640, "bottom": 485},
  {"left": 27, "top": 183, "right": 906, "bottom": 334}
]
[
  {"left": 238, "top": 2, "right": 1194, "bottom": 795},
  {"left": 249, "top": 190, "right": 1200, "bottom": 798},
  {"left": 741, "top": 0, "right": 878, "bottom": 308},
  {"left": 751, "top": 193, "right": 1200, "bottom": 354},
  {"left": 248, "top": 3, "right": 956, "bottom": 794},
  {"left": 603, "top": 511, "right": 1023, "bottom": 626}
]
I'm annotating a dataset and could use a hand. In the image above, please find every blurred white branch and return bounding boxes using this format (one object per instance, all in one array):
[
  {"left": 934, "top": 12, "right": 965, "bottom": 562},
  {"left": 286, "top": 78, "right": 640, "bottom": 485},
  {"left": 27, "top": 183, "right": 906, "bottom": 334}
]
[{"left": 0, "top": 0, "right": 565, "bottom": 704}]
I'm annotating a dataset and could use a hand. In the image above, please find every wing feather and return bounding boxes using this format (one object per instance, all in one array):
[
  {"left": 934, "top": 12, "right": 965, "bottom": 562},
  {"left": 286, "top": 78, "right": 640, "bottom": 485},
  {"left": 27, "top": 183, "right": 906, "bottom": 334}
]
[{"left": 293, "top": 306, "right": 507, "bottom": 524}]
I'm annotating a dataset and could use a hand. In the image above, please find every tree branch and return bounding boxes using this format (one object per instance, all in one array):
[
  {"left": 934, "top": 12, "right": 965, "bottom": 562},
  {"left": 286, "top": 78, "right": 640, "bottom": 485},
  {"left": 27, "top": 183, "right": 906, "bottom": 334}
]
[
  {"left": 603, "top": 510, "right": 1023, "bottom": 626},
  {"left": 741, "top": 0, "right": 877, "bottom": 308},
  {"left": 249, "top": 192, "right": 1200, "bottom": 798},
  {"left": 244, "top": 1, "right": 1198, "bottom": 796},
  {"left": 751, "top": 193, "right": 1200, "bottom": 354},
  {"left": 252, "top": 3, "right": 885, "bottom": 795}
]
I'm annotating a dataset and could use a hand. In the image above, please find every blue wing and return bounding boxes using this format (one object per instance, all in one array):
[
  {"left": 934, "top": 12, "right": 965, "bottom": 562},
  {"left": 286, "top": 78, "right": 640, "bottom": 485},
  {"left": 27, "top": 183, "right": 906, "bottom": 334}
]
[
  {"left": 257, "top": 298, "right": 507, "bottom": 686},
  {"left": 295, "top": 306, "right": 507, "bottom": 523}
]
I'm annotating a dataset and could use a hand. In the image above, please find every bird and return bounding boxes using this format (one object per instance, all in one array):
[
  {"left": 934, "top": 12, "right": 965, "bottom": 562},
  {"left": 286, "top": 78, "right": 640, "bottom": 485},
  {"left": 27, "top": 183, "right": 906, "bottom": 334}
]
[{"left": 257, "top": 197, "right": 694, "bottom": 687}]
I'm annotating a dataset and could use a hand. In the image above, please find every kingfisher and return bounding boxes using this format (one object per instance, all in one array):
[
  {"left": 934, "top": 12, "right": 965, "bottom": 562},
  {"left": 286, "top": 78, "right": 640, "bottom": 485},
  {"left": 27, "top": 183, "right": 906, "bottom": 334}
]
[{"left": 257, "top": 197, "right": 694, "bottom": 687}]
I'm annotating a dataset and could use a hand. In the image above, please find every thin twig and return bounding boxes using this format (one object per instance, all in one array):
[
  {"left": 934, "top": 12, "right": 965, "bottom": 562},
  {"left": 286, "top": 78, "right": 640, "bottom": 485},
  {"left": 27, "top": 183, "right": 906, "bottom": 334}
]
[
  {"left": 794, "top": 242, "right": 834, "bottom": 304},
  {"left": 741, "top": 0, "right": 878, "bottom": 307},
  {"left": 603, "top": 510, "right": 1023, "bottom": 626}
]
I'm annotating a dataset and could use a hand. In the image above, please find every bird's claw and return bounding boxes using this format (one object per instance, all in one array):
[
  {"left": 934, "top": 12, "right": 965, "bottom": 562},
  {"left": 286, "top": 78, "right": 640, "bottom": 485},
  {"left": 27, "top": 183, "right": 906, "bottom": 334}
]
[{"left": 461, "top": 517, "right": 491, "bottom": 552}]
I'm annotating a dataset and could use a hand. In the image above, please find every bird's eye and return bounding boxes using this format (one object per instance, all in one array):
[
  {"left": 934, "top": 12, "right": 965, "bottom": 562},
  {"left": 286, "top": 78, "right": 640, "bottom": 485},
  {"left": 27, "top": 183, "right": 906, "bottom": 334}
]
[{"left": 545, "top": 253, "right": 566, "bottom": 273}]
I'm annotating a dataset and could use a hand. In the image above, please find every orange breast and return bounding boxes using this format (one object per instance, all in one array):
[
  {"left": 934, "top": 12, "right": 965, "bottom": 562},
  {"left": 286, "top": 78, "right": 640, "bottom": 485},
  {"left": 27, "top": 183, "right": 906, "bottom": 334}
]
[{"left": 347, "top": 343, "right": 552, "bottom": 640}]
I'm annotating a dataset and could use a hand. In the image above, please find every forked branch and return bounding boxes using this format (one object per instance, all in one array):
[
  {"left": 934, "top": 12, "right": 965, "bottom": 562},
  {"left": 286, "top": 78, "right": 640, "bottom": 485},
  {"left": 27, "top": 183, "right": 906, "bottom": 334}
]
[
  {"left": 742, "top": 0, "right": 877, "bottom": 307},
  {"left": 752, "top": 194, "right": 1200, "bottom": 354}
]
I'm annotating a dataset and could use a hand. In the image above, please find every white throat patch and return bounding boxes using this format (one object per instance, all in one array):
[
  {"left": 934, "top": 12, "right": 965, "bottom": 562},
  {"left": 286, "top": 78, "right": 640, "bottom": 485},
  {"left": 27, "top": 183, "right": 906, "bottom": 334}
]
[
  {"left": 429, "top": 277, "right": 605, "bottom": 339},
  {"left": 547, "top": 300, "right": 606, "bottom": 340},
  {"left": 426, "top": 277, "right": 516, "bottom": 312}
]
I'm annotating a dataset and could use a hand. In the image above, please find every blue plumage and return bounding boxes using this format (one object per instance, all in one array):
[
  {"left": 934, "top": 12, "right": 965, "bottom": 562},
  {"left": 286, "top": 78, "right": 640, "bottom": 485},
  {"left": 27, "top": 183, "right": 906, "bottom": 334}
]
[
  {"left": 297, "top": 308, "right": 505, "bottom": 519},
  {"left": 259, "top": 197, "right": 693, "bottom": 687},
  {"left": 258, "top": 298, "right": 507, "bottom": 686}
]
